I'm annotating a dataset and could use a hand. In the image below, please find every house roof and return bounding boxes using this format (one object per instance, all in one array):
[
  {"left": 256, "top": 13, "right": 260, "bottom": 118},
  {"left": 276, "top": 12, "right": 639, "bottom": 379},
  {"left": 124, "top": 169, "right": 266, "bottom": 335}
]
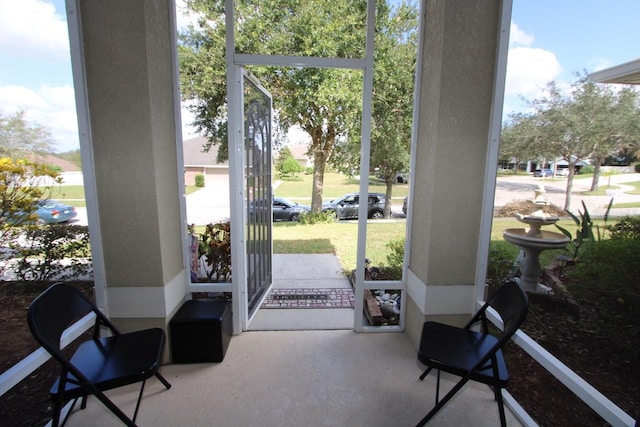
[
  {"left": 31, "top": 154, "right": 80, "bottom": 172},
  {"left": 589, "top": 58, "right": 640, "bottom": 85},
  {"left": 183, "top": 136, "right": 227, "bottom": 166},
  {"left": 286, "top": 143, "right": 310, "bottom": 160}
]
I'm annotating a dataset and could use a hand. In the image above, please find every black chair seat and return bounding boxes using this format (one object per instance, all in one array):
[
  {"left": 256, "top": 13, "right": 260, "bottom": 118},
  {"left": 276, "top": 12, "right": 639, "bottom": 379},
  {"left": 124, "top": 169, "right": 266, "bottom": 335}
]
[
  {"left": 418, "top": 322, "right": 508, "bottom": 387},
  {"left": 51, "top": 328, "right": 166, "bottom": 399},
  {"left": 415, "top": 282, "right": 528, "bottom": 427},
  {"left": 28, "top": 283, "right": 171, "bottom": 427}
]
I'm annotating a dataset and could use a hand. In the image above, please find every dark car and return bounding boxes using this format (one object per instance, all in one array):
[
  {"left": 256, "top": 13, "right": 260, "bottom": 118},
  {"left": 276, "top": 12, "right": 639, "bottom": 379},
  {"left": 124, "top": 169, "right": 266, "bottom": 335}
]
[
  {"left": 273, "top": 197, "right": 310, "bottom": 222},
  {"left": 322, "top": 193, "right": 385, "bottom": 220},
  {"left": 533, "top": 169, "right": 553, "bottom": 177}
]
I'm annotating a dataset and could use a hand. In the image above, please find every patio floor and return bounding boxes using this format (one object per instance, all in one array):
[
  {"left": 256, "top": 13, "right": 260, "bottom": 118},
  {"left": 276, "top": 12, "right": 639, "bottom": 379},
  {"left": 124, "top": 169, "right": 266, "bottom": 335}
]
[
  {"left": 60, "top": 254, "right": 522, "bottom": 426},
  {"left": 61, "top": 329, "right": 521, "bottom": 427}
]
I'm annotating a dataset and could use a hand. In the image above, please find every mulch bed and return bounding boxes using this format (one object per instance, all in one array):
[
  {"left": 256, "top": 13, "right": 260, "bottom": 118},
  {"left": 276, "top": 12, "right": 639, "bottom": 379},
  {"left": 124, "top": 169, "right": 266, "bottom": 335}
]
[
  {"left": 503, "top": 289, "right": 639, "bottom": 426},
  {"left": 0, "top": 281, "right": 95, "bottom": 427},
  {"left": 1, "top": 280, "right": 638, "bottom": 426}
]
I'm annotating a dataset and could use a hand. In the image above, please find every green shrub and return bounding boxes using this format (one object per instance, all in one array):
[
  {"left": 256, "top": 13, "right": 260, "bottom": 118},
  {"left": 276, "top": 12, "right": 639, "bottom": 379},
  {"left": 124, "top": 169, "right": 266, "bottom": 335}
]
[
  {"left": 567, "top": 238, "right": 640, "bottom": 316},
  {"left": 277, "top": 157, "right": 303, "bottom": 178},
  {"left": 195, "top": 174, "right": 205, "bottom": 187},
  {"left": 304, "top": 167, "right": 314, "bottom": 175},
  {"left": 385, "top": 238, "right": 404, "bottom": 269},
  {"left": 556, "top": 199, "right": 613, "bottom": 260},
  {"left": 635, "top": 163, "right": 640, "bottom": 173},
  {"left": 14, "top": 224, "right": 91, "bottom": 281},
  {"left": 298, "top": 211, "right": 335, "bottom": 225},
  {"left": 607, "top": 216, "right": 640, "bottom": 240},
  {"left": 579, "top": 165, "right": 594, "bottom": 174},
  {"left": 486, "top": 242, "right": 516, "bottom": 294}
]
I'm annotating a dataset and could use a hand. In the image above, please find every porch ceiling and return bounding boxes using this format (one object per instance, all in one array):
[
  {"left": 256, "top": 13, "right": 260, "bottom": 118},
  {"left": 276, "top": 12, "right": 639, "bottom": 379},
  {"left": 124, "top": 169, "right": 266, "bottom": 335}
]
[{"left": 589, "top": 58, "right": 640, "bottom": 85}]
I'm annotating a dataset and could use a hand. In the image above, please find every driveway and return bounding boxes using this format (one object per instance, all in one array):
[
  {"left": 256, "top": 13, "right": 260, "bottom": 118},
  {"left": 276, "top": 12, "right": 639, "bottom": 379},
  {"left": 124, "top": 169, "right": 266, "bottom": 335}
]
[{"left": 185, "top": 181, "right": 231, "bottom": 225}]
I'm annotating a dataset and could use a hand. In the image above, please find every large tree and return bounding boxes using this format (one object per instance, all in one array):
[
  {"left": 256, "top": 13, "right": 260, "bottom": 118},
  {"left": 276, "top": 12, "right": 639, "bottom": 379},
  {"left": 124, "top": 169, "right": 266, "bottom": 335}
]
[
  {"left": 503, "top": 76, "right": 640, "bottom": 211},
  {"left": 180, "top": 0, "right": 367, "bottom": 212},
  {"left": 179, "top": 0, "right": 418, "bottom": 213},
  {"left": 500, "top": 113, "right": 547, "bottom": 173},
  {"left": 0, "top": 111, "right": 54, "bottom": 159},
  {"left": 568, "top": 77, "right": 639, "bottom": 192},
  {"left": 366, "top": 1, "right": 417, "bottom": 218},
  {"left": 282, "top": 1, "right": 418, "bottom": 217}
]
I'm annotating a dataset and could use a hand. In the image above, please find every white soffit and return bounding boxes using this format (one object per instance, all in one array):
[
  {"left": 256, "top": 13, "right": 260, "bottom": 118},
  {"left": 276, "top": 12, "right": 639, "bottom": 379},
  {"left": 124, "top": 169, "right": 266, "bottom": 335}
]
[{"left": 589, "top": 58, "right": 640, "bottom": 85}]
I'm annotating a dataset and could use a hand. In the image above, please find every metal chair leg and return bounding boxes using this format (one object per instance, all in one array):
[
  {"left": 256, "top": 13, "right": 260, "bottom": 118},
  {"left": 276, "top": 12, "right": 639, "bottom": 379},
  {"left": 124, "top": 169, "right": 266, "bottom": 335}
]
[
  {"left": 416, "top": 376, "right": 471, "bottom": 427},
  {"left": 419, "top": 366, "right": 432, "bottom": 381},
  {"left": 155, "top": 372, "right": 172, "bottom": 390}
]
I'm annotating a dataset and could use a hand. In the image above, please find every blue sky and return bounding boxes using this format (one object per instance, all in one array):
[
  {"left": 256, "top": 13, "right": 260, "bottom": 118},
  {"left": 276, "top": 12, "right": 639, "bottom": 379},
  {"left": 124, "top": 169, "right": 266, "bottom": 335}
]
[{"left": 0, "top": 0, "right": 639, "bottom": 153}]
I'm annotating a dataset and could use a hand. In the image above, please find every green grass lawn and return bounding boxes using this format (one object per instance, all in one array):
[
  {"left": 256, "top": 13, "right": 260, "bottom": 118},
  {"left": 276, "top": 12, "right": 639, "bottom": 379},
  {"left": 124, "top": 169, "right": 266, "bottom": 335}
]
[
  {"left": 583, "top": 185, "right": 621, "bottom": 196},
  {"left": 273, "top": 221, "right": 406, "bottom": 274},
  {"left": 47, "top": 173, "right": 634, "bottom": 274},
  {"left": 271, "top": 217, "right": 624, "bottom": 275},
  {"left": 40, "top": 186, "right": 86, "bottom": 207},
  {"left": 622, "top": 180, "right": 640, "bottom": 195}
]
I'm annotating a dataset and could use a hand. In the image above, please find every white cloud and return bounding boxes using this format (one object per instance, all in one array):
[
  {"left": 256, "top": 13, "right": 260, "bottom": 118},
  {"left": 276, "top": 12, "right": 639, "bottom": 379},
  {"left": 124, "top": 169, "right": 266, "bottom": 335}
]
[
  {"left": 505, "top": 46, "right": 563, "bottom": 99},
  {"left": 0, "top": 0, "right": 70, "bottom": 61},
  {"left": 510, "top": 23, "right": 534, "bottom": 47},
  {"left": 0, "top": 83, "right": 79, "bottom": 152}
]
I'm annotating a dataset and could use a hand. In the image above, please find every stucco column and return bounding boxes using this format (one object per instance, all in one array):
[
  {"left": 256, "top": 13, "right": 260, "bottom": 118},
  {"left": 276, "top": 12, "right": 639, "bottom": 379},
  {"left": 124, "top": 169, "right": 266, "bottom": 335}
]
[
  {"left": 75, "top": 0, "right": 186, "bottom": 332},
  {"left": 405, "top": 0, "right": 503, "bottom": 346}
]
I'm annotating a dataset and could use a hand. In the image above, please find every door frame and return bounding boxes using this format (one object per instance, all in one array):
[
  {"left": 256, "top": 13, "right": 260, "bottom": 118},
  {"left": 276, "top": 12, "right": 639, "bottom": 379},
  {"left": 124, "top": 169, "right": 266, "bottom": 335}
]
[{"left": 225, "top": 0, "right": 399, "bottom": 333}]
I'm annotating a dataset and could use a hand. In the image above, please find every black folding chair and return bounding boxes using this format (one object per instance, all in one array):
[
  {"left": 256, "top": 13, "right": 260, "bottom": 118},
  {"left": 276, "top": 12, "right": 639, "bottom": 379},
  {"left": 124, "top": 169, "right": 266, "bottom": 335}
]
[
  {"left": 416, "top": 281, "right": 528, "bottom": 427},
  {"left": 27, "top": 283, "right": 171, "bottom": 427}
]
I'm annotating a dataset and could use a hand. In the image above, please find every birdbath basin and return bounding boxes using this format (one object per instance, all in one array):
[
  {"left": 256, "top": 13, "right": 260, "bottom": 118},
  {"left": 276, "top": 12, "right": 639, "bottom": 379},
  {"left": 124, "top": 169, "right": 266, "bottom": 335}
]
[
  {"left": 503, "top": 228, "right": 570, "bottom": 250},
  {"left": 502, "top": 226, "right": 570, "bottom": 293}
]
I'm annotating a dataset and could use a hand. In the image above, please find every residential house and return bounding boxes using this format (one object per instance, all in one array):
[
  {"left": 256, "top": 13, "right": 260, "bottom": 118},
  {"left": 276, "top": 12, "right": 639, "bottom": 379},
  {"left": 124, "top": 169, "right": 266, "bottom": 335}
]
[{"left": 182, "top": 135, "right": 228, "bottom": 186}]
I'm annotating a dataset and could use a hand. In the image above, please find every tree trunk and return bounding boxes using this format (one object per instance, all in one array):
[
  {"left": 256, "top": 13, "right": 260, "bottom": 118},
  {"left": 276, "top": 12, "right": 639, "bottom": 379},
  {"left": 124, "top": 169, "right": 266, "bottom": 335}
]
[
  {"left": 311, "top": 149, "right": 327, "bottom": 213},
  {"left": 591, "top": 157, "right": 603, "bottom": 192},
  {"left": 384, "top": 179, "right": 393, "bottom": 218},
  {"left": 564, "top": 162, "right": 576, "bottom": 211}
]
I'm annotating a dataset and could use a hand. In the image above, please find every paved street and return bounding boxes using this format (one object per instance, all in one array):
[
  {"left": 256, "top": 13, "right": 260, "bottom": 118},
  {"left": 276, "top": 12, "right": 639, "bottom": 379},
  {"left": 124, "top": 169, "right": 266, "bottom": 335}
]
[
  {"left": 69, "top": 172, "right": 640, "bottom": 226},
  {"left": 494, "top": 172, "right": 640, "bottom": 217}
]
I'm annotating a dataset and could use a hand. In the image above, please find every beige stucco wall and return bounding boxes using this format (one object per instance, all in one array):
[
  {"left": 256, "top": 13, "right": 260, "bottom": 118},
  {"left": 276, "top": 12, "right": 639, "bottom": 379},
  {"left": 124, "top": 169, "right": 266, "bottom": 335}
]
[
  {"left": 406, "top": 0, "right": 502, "bottom": 347},
  {"left": 79, "top": 0, "right": 186, "bottom": 331}
]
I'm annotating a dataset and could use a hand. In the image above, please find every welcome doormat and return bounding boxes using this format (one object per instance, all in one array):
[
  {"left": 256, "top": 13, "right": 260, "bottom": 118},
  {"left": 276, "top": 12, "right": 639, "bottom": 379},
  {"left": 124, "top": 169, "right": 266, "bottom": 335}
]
[{"left": 261, "top": 288, "right": 355, "bottom": 309}]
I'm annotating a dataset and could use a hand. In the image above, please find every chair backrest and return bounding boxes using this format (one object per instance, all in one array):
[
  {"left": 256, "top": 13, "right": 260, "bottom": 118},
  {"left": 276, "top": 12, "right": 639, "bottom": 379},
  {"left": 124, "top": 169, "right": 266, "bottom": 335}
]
[
  {"left": 27, "top": 283, "right": 97, "bottom": 355},
  {"left": 486, "top": 281, "right": 529, "bottom": 340}
]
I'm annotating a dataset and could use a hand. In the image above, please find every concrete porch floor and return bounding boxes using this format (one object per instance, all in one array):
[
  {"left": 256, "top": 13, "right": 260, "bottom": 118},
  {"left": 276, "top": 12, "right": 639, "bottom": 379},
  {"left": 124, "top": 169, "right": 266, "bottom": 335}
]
[
  {"left": 62, "top": 330, "right": 521, "bottom": 426},
  {"left": 61, "top": 255, "right": 522, "bottom": 426}
]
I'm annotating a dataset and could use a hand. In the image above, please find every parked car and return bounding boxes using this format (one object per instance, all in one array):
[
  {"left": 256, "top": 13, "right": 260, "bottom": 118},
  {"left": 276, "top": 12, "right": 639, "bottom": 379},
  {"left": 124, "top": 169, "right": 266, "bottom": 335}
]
[
  {"left": 273, "top": 197, "right": 310, "bottom": 222},
  {"left": 34, "top": 200, "right": 77, "bottom": 224},
  {"left": 402, "top": 196, "right": 408, "bottom": 215},
  {"left": 533, "top": 169, "right": 553, "bottom": 177},
  {"left": 322, "top": 193, "right": 385, "bottom": 220},
  {"left": 556, "top": 167, "right": 570, "bottom": 176}
]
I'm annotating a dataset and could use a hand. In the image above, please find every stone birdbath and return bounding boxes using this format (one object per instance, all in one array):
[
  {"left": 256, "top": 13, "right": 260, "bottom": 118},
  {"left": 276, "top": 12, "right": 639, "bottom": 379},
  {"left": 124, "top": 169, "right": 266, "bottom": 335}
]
[{"left": 502, "top": 185, "right": 570, "bottom": 293}]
